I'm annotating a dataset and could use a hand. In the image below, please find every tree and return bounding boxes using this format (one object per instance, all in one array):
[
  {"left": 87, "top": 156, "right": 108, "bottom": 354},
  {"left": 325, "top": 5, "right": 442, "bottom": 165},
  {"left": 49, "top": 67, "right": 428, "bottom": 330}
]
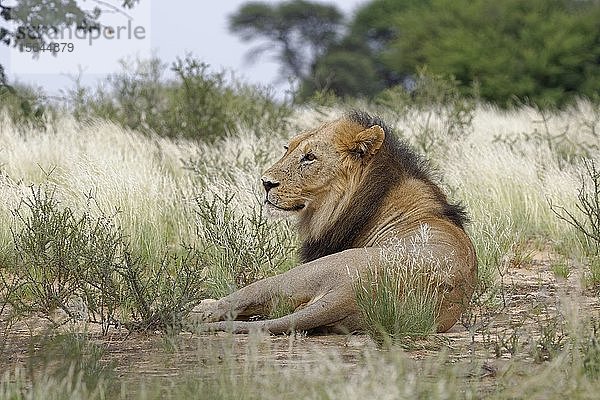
[
  {"left": 0, "top": 0, "right": 139, "bottom": 86},
  {"left": 298, "top": 0, "right": 600, "bottom": 106},
  {"left": 380, "top": 0, "right": 600, "bottom": 106},
  {"left": 229, "top": 0, "right": 344, "bottom": 83},
  {"left": 296, "top": 0, "right": 422, "bottom": 99},
  {"left": 349, "top": 0, "right": 425, "bottom": 54},
  {"left": 296, "top": 36, "right": 383, "bottom": 100}
]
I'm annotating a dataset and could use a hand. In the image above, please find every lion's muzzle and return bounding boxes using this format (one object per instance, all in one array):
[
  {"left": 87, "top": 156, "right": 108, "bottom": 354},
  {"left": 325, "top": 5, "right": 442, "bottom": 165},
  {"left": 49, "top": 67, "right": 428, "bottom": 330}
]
[{"left": 261, "top": 176, "right": 280, "bottom": 192}]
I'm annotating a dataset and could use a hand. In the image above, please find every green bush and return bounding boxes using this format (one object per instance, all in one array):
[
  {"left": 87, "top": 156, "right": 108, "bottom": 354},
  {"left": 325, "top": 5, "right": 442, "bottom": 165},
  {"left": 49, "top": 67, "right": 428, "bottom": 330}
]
[
  {"left": 0, "top": 83, "right": 55, "bottom": 130},
  {"left": 195, "top": 193, "right": 296, "bottom": 298},
  {"left": 6, "top": 184, "right": 295, "bottom": 333},
  {"left": 10, "top": 185, "right": 206, "bottom": 334},
  {"left": 68, "top": 55, "right": 292, "bottom": 142},
  {"left": 67, "top": 57, "right": 166, "bottom": 134},
  {"left": 353, "top": 0, "right": 600, "bottom": 108}
]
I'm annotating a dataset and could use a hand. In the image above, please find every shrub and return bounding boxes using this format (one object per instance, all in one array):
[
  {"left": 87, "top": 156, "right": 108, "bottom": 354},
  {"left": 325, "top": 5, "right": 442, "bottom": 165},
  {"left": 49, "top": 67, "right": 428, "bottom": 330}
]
[
  {"left": 549, "top": 159, "right": 600, "bottom": 285},
  {"left": 167, "top": 56, "right": 291, "bottom": 141},
  {"left": 118, "top": 246, "right": 206, "bottom": 332},
  {"left": 66, "top": 57, "right": 166, "bottom": 133},
  {"left": 0, "top": 83, "right": 55, "bottom": 130},
  {"left": 194, "top": 193, "right": 296, "bottom": 298},
  {"left": 67, "top": 55, "right": 292, "bottom": 142},
  {"left": 10, "top": 185, "right": 206, "bottom": 334},
  {"left": 0, "top": 269, "right": 21, "bottom": 353}
]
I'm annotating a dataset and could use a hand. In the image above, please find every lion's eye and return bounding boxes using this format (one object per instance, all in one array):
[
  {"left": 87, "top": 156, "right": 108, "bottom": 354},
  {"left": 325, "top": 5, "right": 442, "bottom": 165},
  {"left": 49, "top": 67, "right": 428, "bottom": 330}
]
[
  {"left": 283, "top": 145, "right": 289, "bottom": 151},
  {"left": 302, "top": 153, "right": 316, "bottom": 162}
]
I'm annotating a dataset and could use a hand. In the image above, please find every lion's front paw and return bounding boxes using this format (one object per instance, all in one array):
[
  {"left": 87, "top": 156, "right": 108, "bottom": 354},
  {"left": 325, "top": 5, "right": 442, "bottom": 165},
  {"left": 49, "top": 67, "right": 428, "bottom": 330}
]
[{"left": 190, "top": 298, "right": 221, "bottom": 323}]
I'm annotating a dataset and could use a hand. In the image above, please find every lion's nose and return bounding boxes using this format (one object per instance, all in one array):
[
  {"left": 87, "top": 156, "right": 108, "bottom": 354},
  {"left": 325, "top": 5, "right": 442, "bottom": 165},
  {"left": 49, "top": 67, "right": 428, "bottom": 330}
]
[{"left": 261, "top": 177, "right": 280, "bottom": 192}]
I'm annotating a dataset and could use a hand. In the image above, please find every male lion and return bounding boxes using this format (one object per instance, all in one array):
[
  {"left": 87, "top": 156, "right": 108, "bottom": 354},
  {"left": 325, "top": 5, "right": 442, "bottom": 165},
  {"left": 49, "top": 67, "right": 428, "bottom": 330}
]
[{"left": 191, "top": 111, "right": 477, "bottom": 334}]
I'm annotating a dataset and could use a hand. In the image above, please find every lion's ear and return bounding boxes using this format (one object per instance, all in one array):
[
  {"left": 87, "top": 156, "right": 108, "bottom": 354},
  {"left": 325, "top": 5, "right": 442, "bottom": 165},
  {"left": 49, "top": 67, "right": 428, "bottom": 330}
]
[{"left": 348, "top": 125, "right": 385, "bottom": 159}]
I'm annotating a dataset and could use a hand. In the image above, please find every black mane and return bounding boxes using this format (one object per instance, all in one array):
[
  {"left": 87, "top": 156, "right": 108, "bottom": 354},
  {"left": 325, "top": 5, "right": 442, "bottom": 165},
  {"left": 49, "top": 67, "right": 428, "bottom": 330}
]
[
  {"left": 348, "top": 110, "right": 433, "bottom": 183},
  {"left": 299, "top": 111, "right": 469, "bottom": 263}
]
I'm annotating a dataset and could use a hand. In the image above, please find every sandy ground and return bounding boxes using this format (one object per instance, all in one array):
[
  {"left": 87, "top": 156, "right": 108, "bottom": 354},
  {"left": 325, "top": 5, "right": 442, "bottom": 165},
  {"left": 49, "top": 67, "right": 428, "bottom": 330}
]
[{"left": 2, "top": 246, "right": 599, "bottom": 387}]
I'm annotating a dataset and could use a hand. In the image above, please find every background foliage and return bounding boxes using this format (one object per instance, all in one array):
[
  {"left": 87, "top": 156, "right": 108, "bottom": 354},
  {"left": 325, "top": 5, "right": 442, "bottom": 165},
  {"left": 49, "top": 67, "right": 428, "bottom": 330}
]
[
  {"left": 230, "top": 0, "right": 600, "bottom": 107},
  {"left": 2, "top": 0, "right": 599, "bottom": 109},
  {"left": 67, "top": 55, "right": 291, "bottom": 142}
]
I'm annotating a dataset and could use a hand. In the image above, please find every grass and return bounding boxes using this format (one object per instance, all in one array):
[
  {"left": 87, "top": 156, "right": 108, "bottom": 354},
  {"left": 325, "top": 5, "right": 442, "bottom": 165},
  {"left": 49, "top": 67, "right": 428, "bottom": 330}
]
[
  {"left": 3, "top": 320, "right": 600, "bottom": 399},
  {"left": 549, "top": 158, "right": 600, "bottom": 286},
  {"left": 354, "top": 225, "right": 445, "bottom": 347},
  {"left": 552, "top": 262, "right": 571, "bottom": 280},
  {"left": 1, "top": 87, "right": 600, "bottom": 398}
]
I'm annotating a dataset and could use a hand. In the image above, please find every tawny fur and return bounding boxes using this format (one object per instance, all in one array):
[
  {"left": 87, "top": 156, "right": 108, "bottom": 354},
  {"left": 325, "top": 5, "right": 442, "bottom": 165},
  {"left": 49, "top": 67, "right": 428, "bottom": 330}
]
[{"left": 190, "top": 111, "right": 477, "bottom": 334}]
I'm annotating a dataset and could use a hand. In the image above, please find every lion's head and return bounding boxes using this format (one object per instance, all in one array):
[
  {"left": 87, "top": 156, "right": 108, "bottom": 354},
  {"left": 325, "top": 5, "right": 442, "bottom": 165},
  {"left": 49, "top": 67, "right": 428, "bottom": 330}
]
[{"left": 261, "top": 116, "right": 385, "bottom": 218}]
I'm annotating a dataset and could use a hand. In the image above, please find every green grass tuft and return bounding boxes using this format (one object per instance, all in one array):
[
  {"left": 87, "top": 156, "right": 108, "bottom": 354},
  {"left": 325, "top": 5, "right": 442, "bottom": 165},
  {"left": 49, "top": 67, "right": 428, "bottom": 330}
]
[{"left": 354, "top": 225, "right": 446, "bottom": 347}]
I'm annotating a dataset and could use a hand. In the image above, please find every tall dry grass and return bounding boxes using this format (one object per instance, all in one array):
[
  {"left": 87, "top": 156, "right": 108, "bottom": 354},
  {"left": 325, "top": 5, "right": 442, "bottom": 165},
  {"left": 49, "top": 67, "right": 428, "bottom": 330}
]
[
  {"left": 1, "top": 102, "right": 597, "bottom": 293},
  {"left": 1, "top": 100, "right": 600, "bottom": 398}
]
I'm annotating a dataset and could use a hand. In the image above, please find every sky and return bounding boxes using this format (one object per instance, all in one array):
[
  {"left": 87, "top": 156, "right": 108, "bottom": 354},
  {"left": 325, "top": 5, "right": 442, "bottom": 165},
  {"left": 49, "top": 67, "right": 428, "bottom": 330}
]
[{"left": 1, "top": 0, "right": 367, "bottom": 97}]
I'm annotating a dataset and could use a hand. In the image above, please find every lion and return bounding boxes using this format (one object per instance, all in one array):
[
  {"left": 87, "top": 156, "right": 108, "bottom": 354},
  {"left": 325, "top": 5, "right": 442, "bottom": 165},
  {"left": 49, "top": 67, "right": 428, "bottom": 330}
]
[{"left": 190, "top": 111, "right": 477, "bottom": 334}]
